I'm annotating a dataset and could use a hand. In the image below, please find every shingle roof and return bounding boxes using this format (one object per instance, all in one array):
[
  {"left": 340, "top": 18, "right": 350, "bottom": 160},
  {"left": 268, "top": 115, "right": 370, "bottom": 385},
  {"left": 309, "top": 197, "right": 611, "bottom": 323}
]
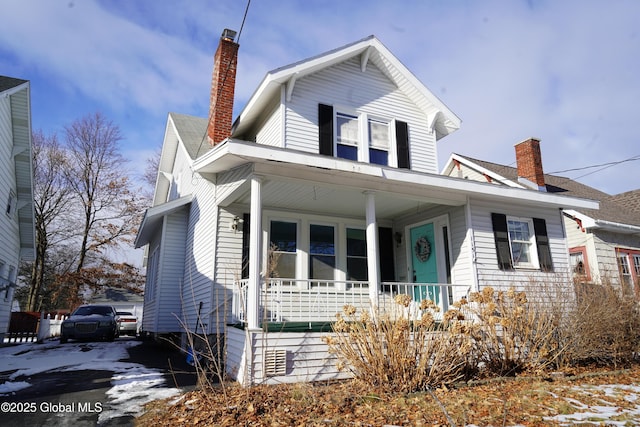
[
  {"left": 0, "top": 75, "right": 28, "bottom": 92},
  {"left": 455, "top": 154, "right": 640, "bottom": 227},
  {"left": 169, "top": 112, "right": 208, "bottom": 160}
]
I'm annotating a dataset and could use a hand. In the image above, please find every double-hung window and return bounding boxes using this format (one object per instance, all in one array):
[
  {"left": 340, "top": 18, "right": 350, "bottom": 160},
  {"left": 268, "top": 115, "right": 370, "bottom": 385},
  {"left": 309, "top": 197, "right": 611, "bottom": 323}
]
[
  {"left": 507, "top": 217, "right": 537, "bottom": 268},
  {"left": 368, "top": 118, "right": 390, "bottom": 166},
  {"left": 491, "top": 213, "right": 553, "bottom": 271},
  {"left": 270, "top": 221, "right": 297, "bottom": 279},
  {"left": 346, "top": 228, "right": 367, "bottom": 280},
  {"left": 319, "top": 104, "right": 409, "bottom": 168},
  {"left": 309, "top": 224, "right": 336, "bottom": 280},
  {"left": 616, "top": 249, "right": 640, "bottom": 291},
  {"left": 336, "top": 112, "right": 359, "bottom": 161}
]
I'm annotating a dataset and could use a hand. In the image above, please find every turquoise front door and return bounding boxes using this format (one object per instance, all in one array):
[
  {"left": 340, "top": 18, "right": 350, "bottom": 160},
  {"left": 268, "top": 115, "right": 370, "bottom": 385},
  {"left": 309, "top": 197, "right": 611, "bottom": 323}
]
[{"left": 410, "top": 222, "right": 439, "bottom": 304}]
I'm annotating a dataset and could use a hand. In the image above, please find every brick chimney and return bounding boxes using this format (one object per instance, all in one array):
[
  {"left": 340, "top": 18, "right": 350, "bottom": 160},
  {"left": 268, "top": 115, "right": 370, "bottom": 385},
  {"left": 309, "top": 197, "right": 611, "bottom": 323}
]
[
  {"left": 207, "top": 29, "right": 239, "bottom": 146},
  {"left": 515, "top": 137, "right": 546, "bottom": 191}
]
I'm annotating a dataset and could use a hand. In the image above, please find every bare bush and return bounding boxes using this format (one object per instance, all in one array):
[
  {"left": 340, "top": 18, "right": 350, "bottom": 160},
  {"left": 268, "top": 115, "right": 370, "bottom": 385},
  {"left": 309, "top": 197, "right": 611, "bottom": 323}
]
[
  {"left": 323, "top": 296, "right": 471, "bottom": 393},
  {"left": 448, "top": 287, "right": 561, "bottom": 376},
  {"left": 565, "top": 281, "right": 640, "bottom": 367}
]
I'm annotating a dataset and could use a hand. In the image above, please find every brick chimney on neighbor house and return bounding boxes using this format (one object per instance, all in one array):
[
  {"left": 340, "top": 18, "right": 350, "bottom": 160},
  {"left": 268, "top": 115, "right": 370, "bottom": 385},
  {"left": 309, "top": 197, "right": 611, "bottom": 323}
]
[
  {"left": 515, "top": 137, "right": 547, "bottom": 191},
  {"left": 207, "top": 28, "right": 239, "bottom": 146}
]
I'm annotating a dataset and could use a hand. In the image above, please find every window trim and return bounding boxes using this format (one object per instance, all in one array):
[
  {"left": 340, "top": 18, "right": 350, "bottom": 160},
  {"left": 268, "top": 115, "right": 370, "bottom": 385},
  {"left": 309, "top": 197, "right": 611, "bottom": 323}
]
[
  {"left": 507, "top": 216, "right": 539, "bottom": 269},
  {"left": 616, "top": 248, "right": 640, "bottom": 292},
  {"left": 491, "top": 213, "right": 553, "bottom": 272}
]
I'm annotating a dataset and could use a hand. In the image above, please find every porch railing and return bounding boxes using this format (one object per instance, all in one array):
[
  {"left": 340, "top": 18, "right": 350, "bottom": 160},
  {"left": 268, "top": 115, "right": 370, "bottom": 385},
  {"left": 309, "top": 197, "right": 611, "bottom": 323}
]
[{"left": 232, "top": 278, "right": 471, "bottom": 324}]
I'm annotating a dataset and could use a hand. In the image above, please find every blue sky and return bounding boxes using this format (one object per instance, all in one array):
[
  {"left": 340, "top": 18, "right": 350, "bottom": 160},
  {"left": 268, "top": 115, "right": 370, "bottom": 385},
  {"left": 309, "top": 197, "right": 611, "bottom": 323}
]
[{"left": 2, "top": 0, "right": 639, "bottom": 196}]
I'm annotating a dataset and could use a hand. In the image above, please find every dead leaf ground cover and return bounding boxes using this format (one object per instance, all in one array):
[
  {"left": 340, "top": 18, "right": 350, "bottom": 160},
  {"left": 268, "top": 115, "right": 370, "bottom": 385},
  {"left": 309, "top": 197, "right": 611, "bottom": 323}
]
[{"left": 137, "top": 363, "right": 640, "bottom": 426}]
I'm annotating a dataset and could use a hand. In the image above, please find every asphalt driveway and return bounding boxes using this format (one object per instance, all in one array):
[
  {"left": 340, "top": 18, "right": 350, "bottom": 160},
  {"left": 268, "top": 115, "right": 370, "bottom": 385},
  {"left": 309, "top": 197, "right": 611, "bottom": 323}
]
[{"left": 0, "top": 337, "right": 197, "bottom": 426}]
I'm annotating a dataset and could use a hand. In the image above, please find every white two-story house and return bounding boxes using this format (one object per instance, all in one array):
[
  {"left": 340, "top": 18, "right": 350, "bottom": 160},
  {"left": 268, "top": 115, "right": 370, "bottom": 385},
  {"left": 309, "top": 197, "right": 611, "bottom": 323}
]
[
  {"left": 135, "top": 32, "right": 597, "bottom": 385},
  {"left": 0, "top": 76, "right": 35, "bottom": 341}
]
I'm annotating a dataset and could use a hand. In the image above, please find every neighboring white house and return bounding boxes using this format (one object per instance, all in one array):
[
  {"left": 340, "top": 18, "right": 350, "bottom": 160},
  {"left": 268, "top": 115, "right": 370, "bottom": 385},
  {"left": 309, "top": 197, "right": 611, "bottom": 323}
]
[
  {"left": 135, "top": 32, "right": 598, "bottom": 385},
  {"left": 442, "top": 138, "right": 640, "bottom": 294},
  {"left": 0, "top": 76, "right": 36, "bottom": 341}
]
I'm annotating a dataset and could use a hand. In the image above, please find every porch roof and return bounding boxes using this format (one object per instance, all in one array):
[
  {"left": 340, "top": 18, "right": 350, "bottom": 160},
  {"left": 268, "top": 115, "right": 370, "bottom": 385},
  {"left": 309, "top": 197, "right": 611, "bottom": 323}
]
[
  {"left": 134, "top": 195, "right": 192, "bottom": 248},
  {"left": 194, "top": 139, "right": 598, "bottom": 220}
]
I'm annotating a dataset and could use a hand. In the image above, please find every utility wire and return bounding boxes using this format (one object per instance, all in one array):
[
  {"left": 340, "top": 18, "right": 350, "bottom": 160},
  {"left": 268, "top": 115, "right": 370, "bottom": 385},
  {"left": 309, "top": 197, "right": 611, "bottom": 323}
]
[{"left": 548, "top": 154, "right": 640, "bottom": 175}]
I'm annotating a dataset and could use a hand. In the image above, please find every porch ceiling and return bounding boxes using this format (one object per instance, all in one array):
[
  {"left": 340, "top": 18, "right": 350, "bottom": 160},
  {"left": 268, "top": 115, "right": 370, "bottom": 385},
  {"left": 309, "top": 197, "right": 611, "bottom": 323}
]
[{"left": 233, "top": 176, "right": 456, "bottom": 220}]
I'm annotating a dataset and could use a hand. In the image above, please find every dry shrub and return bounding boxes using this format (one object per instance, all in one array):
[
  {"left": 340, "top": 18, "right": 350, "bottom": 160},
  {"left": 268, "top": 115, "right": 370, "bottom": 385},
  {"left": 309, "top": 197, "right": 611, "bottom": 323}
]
[
  {"left": 323, "top": 296, "right": 470, "bottom": 393},
  {"left": 566, "top": 281, "right": 640, "bottom": 367},
  {"left": 448, "top": 287, "right": 560, "bottom": 376}
]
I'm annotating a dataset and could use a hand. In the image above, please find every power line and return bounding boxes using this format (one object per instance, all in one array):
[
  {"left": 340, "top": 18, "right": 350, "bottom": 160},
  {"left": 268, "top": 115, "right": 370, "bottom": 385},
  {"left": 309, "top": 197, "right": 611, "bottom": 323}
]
[{"left": 548, "top": 154, "right": 640, "bottom": 175}]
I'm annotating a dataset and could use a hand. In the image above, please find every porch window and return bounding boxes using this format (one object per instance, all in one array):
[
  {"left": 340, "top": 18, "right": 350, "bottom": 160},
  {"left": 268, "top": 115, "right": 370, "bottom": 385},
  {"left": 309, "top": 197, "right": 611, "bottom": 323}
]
[
  {"left": 270, "top": 221, "right": 297, "bottom": 278},
  {"left": 336, "top": 112, "right": 359, "bottom": 161},
  {"left": 309, "top": 224, "right": 335, "bottom": 280},
  {"left": 346, "top": 228, "right": 367, "bottom": 280}
]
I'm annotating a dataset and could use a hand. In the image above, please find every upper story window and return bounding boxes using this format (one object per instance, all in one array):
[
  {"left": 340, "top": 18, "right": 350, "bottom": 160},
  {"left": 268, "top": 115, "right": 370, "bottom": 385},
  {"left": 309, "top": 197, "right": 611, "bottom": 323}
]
[
  {"left": 319, "top": 104, "right": 410, "bottom": 168},
  {"left": 6, "top": 190, "right": 16, "bottom": 217},
  {"left": 368, "top": 118, "right": 390, "bottom": 166},
  {"left": 336, "top": 112, "right": 359, "bottom": 161},
  {"left": 491, "top": 213, "right": 553, "bottom": 272}
]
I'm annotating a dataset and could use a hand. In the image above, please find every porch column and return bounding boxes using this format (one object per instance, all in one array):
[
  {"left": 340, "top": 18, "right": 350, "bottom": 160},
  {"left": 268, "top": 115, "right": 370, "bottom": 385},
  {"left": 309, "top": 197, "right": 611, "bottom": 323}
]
[
  {"left": 247, "top": 175, "right": 263, "bottom": 330},
  {"left": 364, "top": 191, "right": 380, "bottom": 308}
]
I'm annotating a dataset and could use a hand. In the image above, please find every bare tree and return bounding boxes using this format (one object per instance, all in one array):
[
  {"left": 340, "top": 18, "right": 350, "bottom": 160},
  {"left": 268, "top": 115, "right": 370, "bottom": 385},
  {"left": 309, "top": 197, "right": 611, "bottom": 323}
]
[
  {"left": 26, "top": 130, "right": 74, "bottom": 311},
  {"left": 143, "top": 147, "right": 161, "bottom": 200},
  {"left": 63, "top": 112, "right": 145, "bottom": 273}
]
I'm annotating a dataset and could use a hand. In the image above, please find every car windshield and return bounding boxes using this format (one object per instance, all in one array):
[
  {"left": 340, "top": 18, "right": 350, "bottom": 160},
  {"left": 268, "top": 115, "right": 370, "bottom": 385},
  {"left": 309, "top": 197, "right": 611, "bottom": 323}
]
[
  {"left": 73, "top": 306, "right": 113, "bottom": 316},
  {"left": 117, "top": 312, "right": 133, "bottom": 316}
]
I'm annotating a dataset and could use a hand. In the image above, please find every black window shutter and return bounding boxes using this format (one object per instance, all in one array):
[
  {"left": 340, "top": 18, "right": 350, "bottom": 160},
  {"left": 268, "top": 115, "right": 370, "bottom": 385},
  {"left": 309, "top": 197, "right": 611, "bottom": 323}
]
[
  {"left": 395, "top": 120, "right": 410, "bottom": 169},
  {"left": 378, "top": 227, "right": 395, "bottom": 282},
  {"left": 491, "top": 213, "right": 513, "bottom": 270},
  {"left": 318, "top": 103, "right": 333, "bottom": 156},
  {"left": 241, "top": 213, "right": 250, "bottom": 279},
  {"left": 533, "top": 218, "right": 554, "bottom": 272}
]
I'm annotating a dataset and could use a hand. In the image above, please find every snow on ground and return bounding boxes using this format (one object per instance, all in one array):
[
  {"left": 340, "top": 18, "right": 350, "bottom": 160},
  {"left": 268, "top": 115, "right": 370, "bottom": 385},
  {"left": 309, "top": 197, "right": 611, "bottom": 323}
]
[{"left": 0, "top": 339, "right": 182, "bottom": 423}]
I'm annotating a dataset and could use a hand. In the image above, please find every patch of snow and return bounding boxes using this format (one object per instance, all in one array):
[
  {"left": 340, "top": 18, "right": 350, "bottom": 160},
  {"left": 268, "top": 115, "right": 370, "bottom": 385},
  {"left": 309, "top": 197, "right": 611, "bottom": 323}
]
[
  {"left": 0, "top": 380, "right": 31, "bottom": 394},
  {"left": 0, "top": 339, "right": 182, "bottom": 423}
]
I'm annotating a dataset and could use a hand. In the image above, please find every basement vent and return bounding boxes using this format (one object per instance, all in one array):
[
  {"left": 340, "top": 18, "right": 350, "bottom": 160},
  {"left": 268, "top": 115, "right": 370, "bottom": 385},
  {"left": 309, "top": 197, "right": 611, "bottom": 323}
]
[{"left": 264, "top": 349, "right": 287, "bottom": 377}]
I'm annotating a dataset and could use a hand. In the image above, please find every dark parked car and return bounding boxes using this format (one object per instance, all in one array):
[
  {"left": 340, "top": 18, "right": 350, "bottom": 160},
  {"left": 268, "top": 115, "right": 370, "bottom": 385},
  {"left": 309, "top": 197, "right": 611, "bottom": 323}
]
[{"left": 60, "top": 304, "right": 119, "bottom": 343}]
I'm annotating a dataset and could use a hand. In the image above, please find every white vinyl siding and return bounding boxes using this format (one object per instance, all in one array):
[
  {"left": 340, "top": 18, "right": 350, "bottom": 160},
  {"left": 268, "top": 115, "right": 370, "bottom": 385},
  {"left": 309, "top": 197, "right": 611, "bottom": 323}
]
[
  {"left": 469, "top": 198, "right": 569, "bottom": 292},
  {"left": 255, "top": 97, "right": 283, "bottom": 147},
  {"left": 181, "top": 177, "right": 219, "bottom": 334},
  {"left": 226, "top": 327, "right": 349, "bottom": 386},
  {"left": 284, "top": 58, "right": 438, "bottom": 173}
]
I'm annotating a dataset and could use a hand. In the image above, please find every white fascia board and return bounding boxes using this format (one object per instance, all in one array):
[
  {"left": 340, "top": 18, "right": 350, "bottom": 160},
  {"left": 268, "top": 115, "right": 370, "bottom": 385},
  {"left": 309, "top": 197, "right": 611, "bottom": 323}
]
[
  {"left": 194, "top": 140, "right": 599, "bottom": 211},
  {"left": 563, "top": 209, "right": 597, "bottom": 229},
  {"left": 442, "top": 153, "right": 524, "bottom": 188},
  {"left": 135, "top": 194, "right": 193, "bottom": 248}
]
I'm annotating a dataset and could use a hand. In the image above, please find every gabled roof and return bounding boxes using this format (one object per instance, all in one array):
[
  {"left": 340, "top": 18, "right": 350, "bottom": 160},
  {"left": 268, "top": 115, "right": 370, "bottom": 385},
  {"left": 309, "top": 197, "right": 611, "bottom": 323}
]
[
  {"left": 450, "top": 154, "right": 640, "bottom": 229},
  {"left": 0, "top": 75, "right": 28, "bottom": 93},
  {"left": 232, "top": 35, "right": 461, "bottom": 140}
]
